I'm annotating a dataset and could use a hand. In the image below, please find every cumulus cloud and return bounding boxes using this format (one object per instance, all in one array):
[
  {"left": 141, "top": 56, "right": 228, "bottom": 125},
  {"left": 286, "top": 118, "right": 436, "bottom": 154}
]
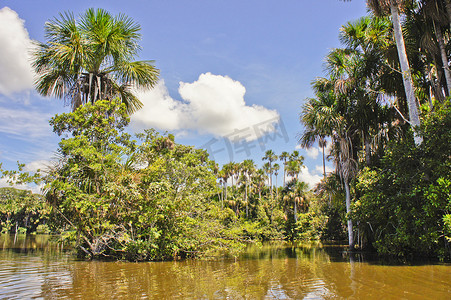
[
  {"left": 0, "top": 7, "right": 35, "bottom": 95},
  {"left": 319, "top": 142, "right": 332, "bottom": 156},
  {"left": 296, "top": 141, "right": 333, "bottom": 160},
  {"left": 315, "top": 164, "right": 334, "bottom": 176},
  {"left": 296, "top": 144, "right": 319, "bottom": 160},
  {"left": 131, "top": 81, "right": 184, "bottom": 131},
  {"left": 305, "top": 147, "right": 319, "bottom": 159},
  {"left": 298, "top": 165, "right": 323, "bottom": 189},
  {"left": 131, "top": 73, "right": 279, "bottom": 140}
]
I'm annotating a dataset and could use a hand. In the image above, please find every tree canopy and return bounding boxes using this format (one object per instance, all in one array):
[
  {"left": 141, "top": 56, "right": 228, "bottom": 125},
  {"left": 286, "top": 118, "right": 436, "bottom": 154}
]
[{"left": 33, "top": 8, "right": 159, "bottom": 114}]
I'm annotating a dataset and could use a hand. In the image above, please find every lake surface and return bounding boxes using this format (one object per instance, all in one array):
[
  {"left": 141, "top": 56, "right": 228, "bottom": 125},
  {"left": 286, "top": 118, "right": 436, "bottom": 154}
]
[{"left": 0, "top": 235, "right": 450, "bottom": 299}]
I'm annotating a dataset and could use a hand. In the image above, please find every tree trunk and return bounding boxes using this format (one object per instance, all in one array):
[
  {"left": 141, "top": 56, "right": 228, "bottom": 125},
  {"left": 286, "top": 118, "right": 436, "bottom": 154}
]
[
  {"left": 445, "top": 0, "right": 451, "bottom": 31},
  {"left": 434, "top": 21, "right": 451, "bottom": 95},
  {"left": 294, "top": 200, "right": 297, "bottom": 223},
  {"left": 269, "top": 172, "right": 273, "bottom": 202},
  {"left": 224, "top": 181, "right": 227, "bottom": 204},
  {"left": 428, "top": 61, "right": 445, "bottom": 106},
  {"left": 283, "top": 165, "right": 286, "bottom": 187},
  {"left": 219, "top": 184, "right": 223, "bottom": 209},
  {"left": 322, "top": 143, "right": 326, "bottom": 178},
  {"left": 245, "top": 180, "right": 248, "bottom": 218},
  {"left": 365, "top": 134, "right": 371, "bottom": 166},
  {"left": 344, "top": 179, "right": 355, "bottom": 250},
  {"left": 390, "top": 0, "right": 422, "bottom": 144}
]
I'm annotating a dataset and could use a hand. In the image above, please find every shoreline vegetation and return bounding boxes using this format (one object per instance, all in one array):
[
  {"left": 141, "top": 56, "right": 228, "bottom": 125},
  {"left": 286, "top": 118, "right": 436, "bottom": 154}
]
[{"left": 1, "top": 4, "right": 451, "bottom": 261}]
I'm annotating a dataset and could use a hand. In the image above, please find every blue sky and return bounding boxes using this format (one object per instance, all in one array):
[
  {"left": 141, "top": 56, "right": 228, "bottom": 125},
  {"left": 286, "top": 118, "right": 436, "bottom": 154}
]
[{"left": 0, "top": 0, "right": 368, "bottom": 189}]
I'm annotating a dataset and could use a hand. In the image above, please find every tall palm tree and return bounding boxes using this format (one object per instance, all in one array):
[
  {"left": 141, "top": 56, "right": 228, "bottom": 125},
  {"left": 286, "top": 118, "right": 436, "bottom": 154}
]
[
  {"left": 240, "top": 159, "right": 256, "bottom": 218},
  {"left": 417, "top": 0, "right": 451, "bottom": 95},
  {"left": 299, "top": 97, "right": 330, "bottom": 178},
  {"left": 279, "top": 151, "right": 290, "bottom": 186},
  {"left": 220, "top": 164, "right": 233, "bottom": 205},
  {"left": 367, "top": 0, "right": 422, "bottom": 143},
  {"left": 273, "top": 163, "right": 280, "bottom": 201},
  {"left": 286, "top": 160, "right": 301, "bottom": 183},
  {"left": 294, "top": 181, "right": 309, "bottom": 222},
  {"left": 262, "top": 150, "right": 278, "bottom": 201},
  {"left": 252, "top": 169, "right": 266, "bottom": 203},
  {"left": 300, "top": 77, "right": 356, "bottom": 250},
  {"left": 232, "top": 162, "right": 241, "bottom": 190},
  {"left": 33, "top": 8, "right": 159, "bottom": 114}
]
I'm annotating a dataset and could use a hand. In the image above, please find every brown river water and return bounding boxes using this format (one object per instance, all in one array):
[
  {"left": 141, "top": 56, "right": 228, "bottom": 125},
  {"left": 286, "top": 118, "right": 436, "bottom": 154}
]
[{"left": 0, "top": 235, "right": 450, "bottom": 299}]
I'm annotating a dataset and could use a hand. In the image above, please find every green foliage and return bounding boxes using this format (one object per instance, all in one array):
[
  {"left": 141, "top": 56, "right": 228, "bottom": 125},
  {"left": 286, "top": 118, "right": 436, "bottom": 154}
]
[
  {"left": 33, "top": 8, "right": 159, "bottom": 113},
  {"left": 44, "top": 99, "right": 249, "bottom": 260},
  {"left": 294, "top": 212, "right": 327, "bottom": 241},
  {"left": 36, "top": 224, "right": 51, "bottom": 234},
  {"left": 353, "top": 104, "right": 451, "bottom": 259},
  {"left": 0, "top": 187, "right": 49, "bottom": 234},
  {"left": 444, "top": 215, "right": 451, "bottom": 243}
]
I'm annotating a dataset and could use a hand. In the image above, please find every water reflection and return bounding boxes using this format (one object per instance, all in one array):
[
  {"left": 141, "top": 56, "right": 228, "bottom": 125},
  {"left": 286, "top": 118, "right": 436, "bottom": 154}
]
[{"left": 0, "top": 236, "right": 450, "bottom": 299}]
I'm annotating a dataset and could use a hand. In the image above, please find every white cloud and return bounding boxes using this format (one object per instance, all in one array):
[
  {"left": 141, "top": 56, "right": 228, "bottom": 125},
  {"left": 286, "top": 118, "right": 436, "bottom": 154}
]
[
  {"left": 131, "top": 73, "right": 279, "bottom": 140},
  {"left": 305, "top": 147, "right": 319, "bottom": 159},
  {"left": 24, "top": 160, "right": 51, "bottom": 172},
  {"left": 296, "top": 140, "right": 333, "bottom": 160},
  {"left": 0, "top": 7, "right": 35, "bottom": 95},
  {"left": 298, "top": 165, "right": 322, "bottom": 189},
  {"left": 0, "top": 107, "right": 52, "bottom": 140},
  {"left": 0, "top": 175, "right": 43, "bottom": 195},
  {"left": 314, "top": 164, "right": 334, "bottom": 175},
  {"left": 0, "top": 159, "right": 49, "bottom": 194},
  {"left": 131, "top": 81, "right": 184, "bottom": 131},
  {"left": 0, "top": 178, "right": 44, "bottom": 194},
  {"left": 319, "top": 142, "right": 332, "bottom": 156}
]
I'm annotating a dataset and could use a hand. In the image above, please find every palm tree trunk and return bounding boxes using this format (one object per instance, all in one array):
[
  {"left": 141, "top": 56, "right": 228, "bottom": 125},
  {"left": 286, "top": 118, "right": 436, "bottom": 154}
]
[
  {"left": 445, "top": 0, "right": 451, "bottom": 32},
  {"left": 219, "top": 181, "right": 223, "bottom": 209},
  {"left": 224, "top": 181, "right": 227, "bottom": 204},
  {"left": 269, "top": 169, "right": 273, "bottom": 202},
  {"left": 322, "top": 143, "right": 326, "bottom": 178},
  {"left": 434, "top": 21, "right": 451, "bottom": 95},
  {"left": 344, "top": 179, "right": 354, "bottom": 250},
  {"left": 390, "top": 0, "right": 422, "bottom": 144},
  {"left": 365, "top": 134, "right": 371, "bottom": 166},
  {"left": 294, "top": 200, "right": 297, "bottom": 222},
  {"left": 245, "top": 180, "right": 248, "bottom": 218},
  {"left": 283, "top": 162, "right": 286, "bottom": 187}
]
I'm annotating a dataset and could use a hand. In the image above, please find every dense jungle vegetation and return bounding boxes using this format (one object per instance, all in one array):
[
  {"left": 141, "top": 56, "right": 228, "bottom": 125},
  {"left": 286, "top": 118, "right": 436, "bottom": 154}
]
[{"left": 1, "top": 2, "right": 451, "bottom": 261}]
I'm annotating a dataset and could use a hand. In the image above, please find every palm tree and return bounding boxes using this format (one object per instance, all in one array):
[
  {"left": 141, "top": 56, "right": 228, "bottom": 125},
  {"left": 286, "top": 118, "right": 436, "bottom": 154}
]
[
  {"left": 286, "top": 159, "right": 301, "bottom": 183},
  {"left": 300, "top": 77, "right": 357, "bottom": 250},
  {"left": 293, "top": 181, "right": 309, "bottom": 222},
  {"left": 240, "top": 159, "right": 256, "bottom": 218},
  {"left": 262, "top": 150, "right": 278, "bottom": 201},
  {"left": 281, "top": 179, "right": 308, "bottom": 223},
  {"left": 232, "top": 162, "right": 241, "bottom": 190},
  {"left": 273, "top": 163, "right": 280, "bottom": 201},
  {"left": 417, "top": 0, "right": 451, "bottom": 95},
  {"left": 299, "top": 98, "right": 330, "bottom": 177},
  {"left": 33, "top": 8, "right": 159, "bottom": 114},
  {"left": 289, "top": 151, "right": 304, "bottom": 171},
  {"left": 220, "top": 164, "right": 233, "bottom": 206},
  {"left": 279, "top": 151, "right": 289, "bottom": 186},
  {"left": 252, "top": 169, "right": 266, "bottom": 203},
  {"left": 218, "top": 170, "right": 228, "bottom": 209},
  {"left": 367, "top": 0, "right": 422, "bottom": 143}
]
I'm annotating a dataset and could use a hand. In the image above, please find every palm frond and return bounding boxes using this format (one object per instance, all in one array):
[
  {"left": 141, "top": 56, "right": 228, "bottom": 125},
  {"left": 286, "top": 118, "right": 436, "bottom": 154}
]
[{"left": 106, "top": 60, "right": 159, "bottom": 89}]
